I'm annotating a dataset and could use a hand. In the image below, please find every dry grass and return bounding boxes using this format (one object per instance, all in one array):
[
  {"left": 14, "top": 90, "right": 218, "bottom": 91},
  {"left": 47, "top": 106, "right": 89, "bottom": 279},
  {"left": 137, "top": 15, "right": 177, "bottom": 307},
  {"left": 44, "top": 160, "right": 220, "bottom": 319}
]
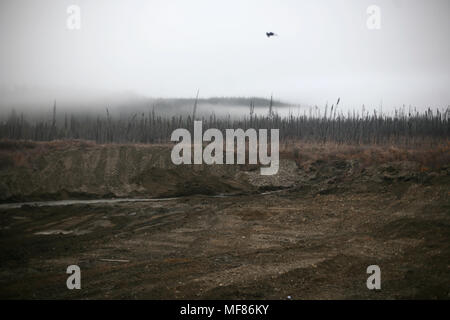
[
  {"left": 281, "top": 140, "right": 450, "bottom": 170},
  {"left": 1, "top": 139, "right": 449, "bottom": 172},
  {"left": 0, "top": 139, "right": 97, "bottom": 169},
  {"left": 0, "top": 139, "right": 175, "bottom": 169}
]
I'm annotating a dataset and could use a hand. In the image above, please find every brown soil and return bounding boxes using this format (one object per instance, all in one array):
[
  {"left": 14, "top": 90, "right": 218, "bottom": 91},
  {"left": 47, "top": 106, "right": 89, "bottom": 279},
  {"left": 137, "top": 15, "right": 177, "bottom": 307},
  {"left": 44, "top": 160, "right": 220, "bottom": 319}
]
[{"left": 0, "top": 141, "right": 449, "bottom": 299}]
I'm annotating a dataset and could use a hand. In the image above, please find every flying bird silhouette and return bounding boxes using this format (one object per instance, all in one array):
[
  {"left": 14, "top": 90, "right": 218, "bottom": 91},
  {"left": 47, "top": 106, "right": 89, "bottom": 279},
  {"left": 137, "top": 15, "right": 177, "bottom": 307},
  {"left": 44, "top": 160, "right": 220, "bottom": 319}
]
[{"left": 266, "top": 32, "right": 278, "bottom": 38}]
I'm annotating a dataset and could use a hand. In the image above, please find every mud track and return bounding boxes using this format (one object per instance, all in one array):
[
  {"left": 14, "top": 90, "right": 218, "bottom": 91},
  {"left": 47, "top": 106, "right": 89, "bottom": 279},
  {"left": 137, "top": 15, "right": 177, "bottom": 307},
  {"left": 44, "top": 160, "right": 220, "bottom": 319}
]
[{"left": 1, "top": 178, "right": 449, "bottom": 299}]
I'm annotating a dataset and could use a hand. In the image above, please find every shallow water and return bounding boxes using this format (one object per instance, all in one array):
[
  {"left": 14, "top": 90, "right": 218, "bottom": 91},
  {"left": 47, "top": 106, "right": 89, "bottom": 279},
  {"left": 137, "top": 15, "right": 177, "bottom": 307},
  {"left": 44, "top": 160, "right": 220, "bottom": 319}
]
[
  {"left": 0, "top": 197, "right": 179, "bottom": 210},
  {"left": 0, "top": 188, "right": 292, "bottom": 210}
]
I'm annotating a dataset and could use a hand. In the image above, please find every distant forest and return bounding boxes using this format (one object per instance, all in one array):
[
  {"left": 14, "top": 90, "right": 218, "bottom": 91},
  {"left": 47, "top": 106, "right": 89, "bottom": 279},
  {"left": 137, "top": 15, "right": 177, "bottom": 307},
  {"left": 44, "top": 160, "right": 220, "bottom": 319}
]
[{"left": 0, "top": 97, "right": 448, "bottom": 146}]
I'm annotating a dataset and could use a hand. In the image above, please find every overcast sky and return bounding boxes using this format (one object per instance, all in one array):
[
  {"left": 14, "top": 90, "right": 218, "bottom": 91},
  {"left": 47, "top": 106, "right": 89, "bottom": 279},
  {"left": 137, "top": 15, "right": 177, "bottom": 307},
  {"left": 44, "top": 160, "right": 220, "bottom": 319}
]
[{"left": 0, "top": 0, "right": 449, "bottom": 110}]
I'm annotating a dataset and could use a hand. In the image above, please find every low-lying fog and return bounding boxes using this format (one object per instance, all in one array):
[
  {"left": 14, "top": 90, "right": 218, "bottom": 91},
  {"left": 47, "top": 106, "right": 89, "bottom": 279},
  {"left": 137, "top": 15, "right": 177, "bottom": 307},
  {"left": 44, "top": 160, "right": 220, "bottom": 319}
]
[
  {"left": 0, "top": 85, "right": 297, "bottom": 121},
  {"left": 0, "top": 85, "right": 443, "bottom": 123}
]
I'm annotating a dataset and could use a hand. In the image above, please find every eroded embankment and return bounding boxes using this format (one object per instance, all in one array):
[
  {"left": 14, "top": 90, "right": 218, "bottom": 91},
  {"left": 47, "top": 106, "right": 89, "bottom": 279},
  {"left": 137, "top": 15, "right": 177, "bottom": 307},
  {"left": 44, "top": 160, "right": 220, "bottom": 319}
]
[
  {"left": 0, "top": 141, "right": 257, "bottom": 202},
  {"left": 0, "top": 140, "right": 449, "bottom": 203}
]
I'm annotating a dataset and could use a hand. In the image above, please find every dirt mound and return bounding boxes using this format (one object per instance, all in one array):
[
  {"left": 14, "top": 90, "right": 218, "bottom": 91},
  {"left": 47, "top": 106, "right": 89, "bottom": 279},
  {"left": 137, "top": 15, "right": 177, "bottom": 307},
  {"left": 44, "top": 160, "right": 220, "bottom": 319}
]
[
  {"left": 0, "top": 142, "right": 257, "bottom": 202},
  {"left": 1, "top": 140, "right": 448, "bottom": 202}
]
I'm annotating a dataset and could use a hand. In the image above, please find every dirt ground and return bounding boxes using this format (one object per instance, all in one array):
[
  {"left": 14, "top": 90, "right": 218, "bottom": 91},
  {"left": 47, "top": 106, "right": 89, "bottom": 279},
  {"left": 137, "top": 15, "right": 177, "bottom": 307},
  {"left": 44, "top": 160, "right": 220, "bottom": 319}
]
[
  {"left": 1, "top": 175, "right": 449, "bottom": 299},
  {"left": 0, "top": 142, "right": 449, "bottom": 299}
]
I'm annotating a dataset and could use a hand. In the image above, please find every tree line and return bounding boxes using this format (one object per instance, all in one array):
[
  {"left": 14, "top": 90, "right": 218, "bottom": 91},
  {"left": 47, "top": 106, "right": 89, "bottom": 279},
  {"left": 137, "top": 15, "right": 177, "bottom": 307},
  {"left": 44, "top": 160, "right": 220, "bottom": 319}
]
[{"left": 0, "top": 102, "right": 448, "bottom": 146}]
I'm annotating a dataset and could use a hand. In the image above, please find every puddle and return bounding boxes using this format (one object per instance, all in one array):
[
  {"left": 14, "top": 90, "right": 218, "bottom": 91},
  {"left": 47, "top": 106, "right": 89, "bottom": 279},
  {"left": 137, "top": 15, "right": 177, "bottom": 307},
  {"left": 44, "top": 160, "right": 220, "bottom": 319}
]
[
  {"left": 0, "top": 197, "right": 179, "bottom": 210},
  {"left": 34, "top": 229, "right": 91, "bottom": 236},
  {"left": 0, "top": 188, "right": 292, "bottom": 210}
]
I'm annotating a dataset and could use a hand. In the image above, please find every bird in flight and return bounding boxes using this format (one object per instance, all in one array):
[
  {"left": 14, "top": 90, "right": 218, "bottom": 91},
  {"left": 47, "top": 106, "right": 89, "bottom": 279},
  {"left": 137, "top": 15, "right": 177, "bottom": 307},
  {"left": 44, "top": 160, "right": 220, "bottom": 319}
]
[{"left": 266, "top": 32, "right": 278, "bottom": 38}]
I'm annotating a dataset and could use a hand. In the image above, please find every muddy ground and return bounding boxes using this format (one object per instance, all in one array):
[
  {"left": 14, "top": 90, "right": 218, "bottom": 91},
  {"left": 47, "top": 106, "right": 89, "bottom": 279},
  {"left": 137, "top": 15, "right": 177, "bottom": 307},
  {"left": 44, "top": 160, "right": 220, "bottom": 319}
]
[{"left": 0, "top": 143, "right": 449, "bottom": 299}]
